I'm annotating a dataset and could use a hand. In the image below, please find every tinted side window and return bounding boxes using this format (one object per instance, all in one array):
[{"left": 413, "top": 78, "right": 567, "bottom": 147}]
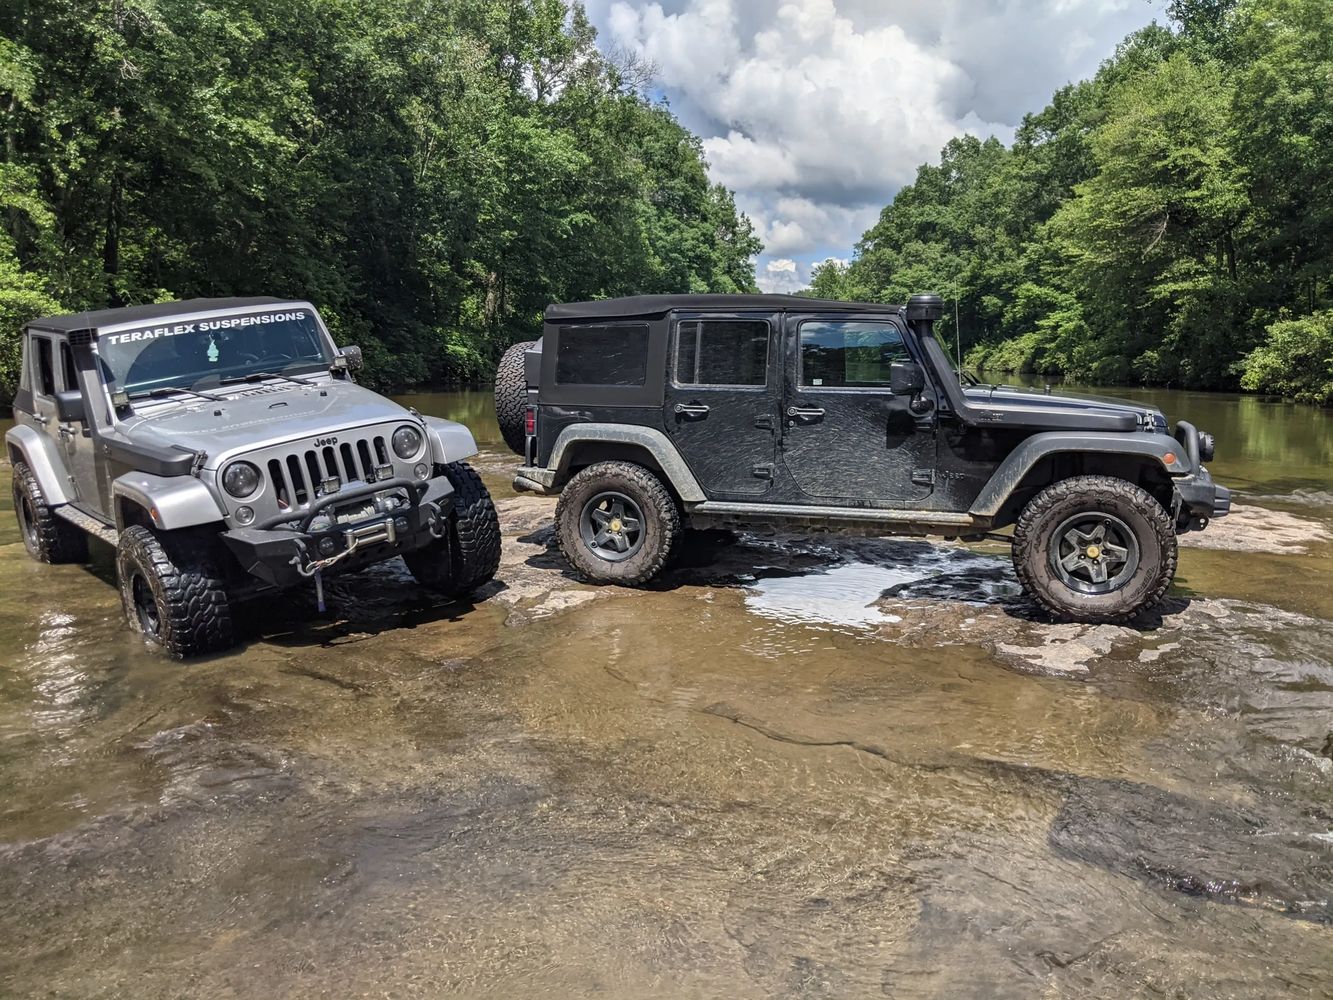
[
  {"left": 60, "top": 342, "right": 78, "bottom": 391},
  {"left": 799, "top": 321, "right": 910, "bottom": 388},
  {"left": 674, "top": 320, "right": 768, "bottom": 387},
  {"left": 555, "top": 324, "right": 649, "bottom": 386},
  {"left": 33, "top": 337, "right": 56, "bottom": 396}
]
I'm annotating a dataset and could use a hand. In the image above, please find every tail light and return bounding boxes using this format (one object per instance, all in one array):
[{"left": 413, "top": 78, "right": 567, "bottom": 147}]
[{"left": 524, "top": 406, "right": 536, "bottom": 437}]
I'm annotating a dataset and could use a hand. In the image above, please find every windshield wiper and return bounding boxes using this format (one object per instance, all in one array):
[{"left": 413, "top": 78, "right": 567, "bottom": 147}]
[
  {"left": 128, "top": 385, "right": 225, "bottom": 403},
  {"left": 215, "top": 371, "right": 318, "bottom": 389}
]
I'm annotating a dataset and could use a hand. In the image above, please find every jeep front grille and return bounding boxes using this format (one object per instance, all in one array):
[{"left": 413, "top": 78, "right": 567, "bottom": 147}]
[{"left": 266, "top": 434, "right": 391, "bottom": 510}]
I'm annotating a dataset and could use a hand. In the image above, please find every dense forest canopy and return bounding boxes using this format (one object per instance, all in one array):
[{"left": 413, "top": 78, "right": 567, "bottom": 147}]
[
  {"left": 0, "top": 0, "right": 761, "bottom": 397},
  {"left": 809, "top": 0, "right": 1333, "bottom": 404}
]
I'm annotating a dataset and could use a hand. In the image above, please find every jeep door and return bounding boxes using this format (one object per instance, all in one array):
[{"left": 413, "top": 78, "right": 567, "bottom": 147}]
[
  {"left": 23, "top": 333, "right": 67, "bottom": 470},
  {"left": 56, "top": 339, "right": 107, "bottom": 514},
  {"left": 661, "top": 313, "right": 779, "bottom": 497},
  {"left": 781, "top": 315, "right": 937, "bottom": 503}
]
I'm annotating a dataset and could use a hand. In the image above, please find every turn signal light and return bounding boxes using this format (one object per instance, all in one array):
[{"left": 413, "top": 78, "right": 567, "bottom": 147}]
[{"left": 525, "top": 406, "right": 536, "bottom": 437}]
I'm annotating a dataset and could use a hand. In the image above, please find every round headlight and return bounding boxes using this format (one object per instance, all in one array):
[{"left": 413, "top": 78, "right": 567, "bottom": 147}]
[
  {"left": 392, "top": 425, "right": 424, "bottom": 460},
  {"left": 222, "top": 461, "right": 261, "bottom": 499}
]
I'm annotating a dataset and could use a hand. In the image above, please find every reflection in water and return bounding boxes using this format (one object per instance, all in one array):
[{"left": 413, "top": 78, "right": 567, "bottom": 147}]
[{"left": 743, "top": 549, "right": 1016, "bottom": 631}]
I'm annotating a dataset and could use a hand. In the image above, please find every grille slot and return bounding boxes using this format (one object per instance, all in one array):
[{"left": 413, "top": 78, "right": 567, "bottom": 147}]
[{"left": 286, "top": 455, "right": 309, "bottom": 506}]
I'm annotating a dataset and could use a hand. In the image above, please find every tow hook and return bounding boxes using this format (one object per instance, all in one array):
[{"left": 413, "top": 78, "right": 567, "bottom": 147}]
[{"left": 427, "top": 502, "right": 447, "bottom": 539}]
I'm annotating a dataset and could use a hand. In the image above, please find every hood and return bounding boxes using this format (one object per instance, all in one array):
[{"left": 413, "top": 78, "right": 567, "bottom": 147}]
[
  {"left": 964, "top": 383, "right": 1162, "bottom": 420},
  {"left": 117, "top": 380, "right": 413, "bottom": 468}
]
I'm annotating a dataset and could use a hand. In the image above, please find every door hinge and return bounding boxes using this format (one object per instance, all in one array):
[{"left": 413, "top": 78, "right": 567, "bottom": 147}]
[
  {"left": 752, "top": 464, "right": 775, "bottom": 481},
  {"left": 911, "top": 469, "right": 935, "bottom": 486}
]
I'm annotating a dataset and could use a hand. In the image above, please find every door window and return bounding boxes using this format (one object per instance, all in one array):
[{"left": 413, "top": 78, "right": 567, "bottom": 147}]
[
  {"left": 33, "top": 337, "right": 56, "bottom": 397},
  {"left": 59, "top": 341, "right": 78, "bottom": 391},
  {"left": 798, "top": 321, "right": 910, "bottom": 389},
  {"left": 674, "top": 320, "right": 769, "bottom": 387}
]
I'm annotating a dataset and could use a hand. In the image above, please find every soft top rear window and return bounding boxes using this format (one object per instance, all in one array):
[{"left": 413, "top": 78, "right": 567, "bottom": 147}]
[{"left": 555, "top": 324, "right": 649, "bottom": 386}]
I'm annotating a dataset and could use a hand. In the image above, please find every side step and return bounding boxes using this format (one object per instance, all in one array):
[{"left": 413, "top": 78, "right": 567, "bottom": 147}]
[
  {"left": 688, "top": 501, "right": 979, "bottom": 531},
  {"left": 55, "top": 505, "right": 119, "bottom": 546}
]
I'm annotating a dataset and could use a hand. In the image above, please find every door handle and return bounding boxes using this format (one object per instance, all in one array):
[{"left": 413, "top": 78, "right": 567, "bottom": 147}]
[
  {"left": 786, "top": 406, "right": 825, "bottom": 420},
  {"left": 674, "top": 403, "right": 710, "bottom": 417}
]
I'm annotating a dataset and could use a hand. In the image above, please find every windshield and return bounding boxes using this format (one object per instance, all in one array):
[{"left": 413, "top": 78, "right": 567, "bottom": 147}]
[
  {"left": 97, "top": 309, "right": 333, "bottom": 395},
  {"left": 929, "top": 328, "right": 980, "bottom": 386}
]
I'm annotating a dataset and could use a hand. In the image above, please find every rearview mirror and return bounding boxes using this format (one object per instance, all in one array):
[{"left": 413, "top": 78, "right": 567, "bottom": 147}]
[
  {"left": 55, "top": 389, "right": 86, "bottom": 424},
  {"left": 338, "top": 345, "right": 364, "bottom": 372},
  {"left": 889, "top": 361, "right": 926, "bottom": 397}
]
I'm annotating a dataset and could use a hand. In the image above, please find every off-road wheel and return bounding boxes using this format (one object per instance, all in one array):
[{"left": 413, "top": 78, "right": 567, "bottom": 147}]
[
  {"left": 404, "top": 462, "right": 501, "bottom": 597},
  {"left": 555, "top": 461, "right": 680, "bottom": 587},
  {"left": 494, "top": 340, "right": 535, "bottom": 455},
  {"left": 116, "top": 525, "right": 235, "bottom": 659},
  {"left": 11, "top": 461, "right": 87, "bottom": 564},
  {"left": 1012, "top": 475, "right": 1176, "bottom": 624}
]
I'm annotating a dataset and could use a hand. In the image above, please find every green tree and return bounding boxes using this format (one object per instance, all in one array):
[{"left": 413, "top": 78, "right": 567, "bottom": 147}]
[{"left": 0, "top": 0, "right": 761, "bottom": 399}]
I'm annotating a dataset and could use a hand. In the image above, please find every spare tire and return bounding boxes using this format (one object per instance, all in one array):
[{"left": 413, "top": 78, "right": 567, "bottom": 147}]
[{"left": 494, "top": 340, "right": 535, "bottom": 455}]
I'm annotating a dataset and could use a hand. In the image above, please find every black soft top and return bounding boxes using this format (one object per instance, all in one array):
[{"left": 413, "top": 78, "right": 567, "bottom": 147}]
[
  {"left": 26, "top": 297, "right": 295, "bottom": 334},
  {"left": 546, "top": 294, "right": 903, "bottom": 323}
]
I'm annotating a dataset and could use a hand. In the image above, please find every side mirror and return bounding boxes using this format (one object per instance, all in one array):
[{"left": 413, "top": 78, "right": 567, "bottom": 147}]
[
  {"left": 889, "top": 361, "right": 926, "bottom": 397},
  {"left": 55, "top": 389, "right": 87, "bottom": 423},
  {"left": 337, "top": 345, "right": 364, "bottom": 372}
]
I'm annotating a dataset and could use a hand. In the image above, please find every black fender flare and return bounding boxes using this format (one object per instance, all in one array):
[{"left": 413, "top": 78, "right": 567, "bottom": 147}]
[
  {"left": 546, "top": 424, "right": 706, "bottom": 502},
  {"left": 969, "top": 432, "right": 1190, "bottom": 519}
]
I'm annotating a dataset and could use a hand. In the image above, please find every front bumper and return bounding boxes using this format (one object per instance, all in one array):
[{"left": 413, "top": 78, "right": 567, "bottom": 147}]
[
  {"left": 1175, "top": 466, "right": 1231, "bottom": 530},
  {"left": 220, "top": 476, "right": 453, "bottom": 588}
]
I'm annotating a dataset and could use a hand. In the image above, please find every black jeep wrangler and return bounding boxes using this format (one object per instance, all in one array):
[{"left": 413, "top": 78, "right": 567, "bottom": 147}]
[{"left": 494, "top": 293, "right": 1230, "bottom": 623}]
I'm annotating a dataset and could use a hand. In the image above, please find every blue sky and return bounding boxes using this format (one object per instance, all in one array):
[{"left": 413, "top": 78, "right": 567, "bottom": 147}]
[{"left": 582, "top": 0, "right": 1168, "bottom": 291}]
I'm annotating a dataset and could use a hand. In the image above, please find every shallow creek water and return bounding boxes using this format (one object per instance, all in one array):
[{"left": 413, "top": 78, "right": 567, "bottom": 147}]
[{"left": 0, "top": 387, "right": 1330, "bottom": 998}]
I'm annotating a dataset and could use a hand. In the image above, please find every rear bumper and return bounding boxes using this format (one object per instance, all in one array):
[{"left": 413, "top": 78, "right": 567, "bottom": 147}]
[
  {"left": 221, "top": 477, "right": 453, "bottom": 588},
  {"left": 1175, "top": 467, "right": 1231, "bottom": 528},
  {"left": 514, "top": 466, "right": 558, "bottom": 496}
]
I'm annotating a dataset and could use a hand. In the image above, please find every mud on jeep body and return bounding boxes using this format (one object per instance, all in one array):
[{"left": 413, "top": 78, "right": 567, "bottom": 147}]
[
  {"left": 495, "top": 293, "right": 1230, "bottom": 623},
  {"left": 7, "top": 297, "right": 499, "bottom": 658}
]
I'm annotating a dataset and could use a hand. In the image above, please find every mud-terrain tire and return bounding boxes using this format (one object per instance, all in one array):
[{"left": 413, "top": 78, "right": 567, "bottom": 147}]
[
  {"left": 556, "top": 461, "right": 680, "bottom": 587},
  {"left": 494, "top": 340, "right": 535, "bottom": 455},
  {"left": 1012, "top": 475, "right": 1176, "bottom": 624},
  {"left": 405, "top": 462, "right": 501, "bottom": 597},
  {"left": 116, "top": 525, "right": 235, "bottom": 659},
  {"left": 11, "top": 461, "right": 88, "bottom": 564}
]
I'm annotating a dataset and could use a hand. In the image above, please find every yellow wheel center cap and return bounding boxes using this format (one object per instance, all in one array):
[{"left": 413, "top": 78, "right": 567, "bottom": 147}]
[
  {"left": 610, "top": 518, "right": 623, "bottom": 533},
  {"left": 1086, "top": 545, "right": 1102, "bottom": 560}
]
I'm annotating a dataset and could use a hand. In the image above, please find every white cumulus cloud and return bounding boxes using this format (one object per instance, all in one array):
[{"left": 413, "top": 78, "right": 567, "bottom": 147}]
[{"left": 592, "top": 0, "right": 1163, "bottom": 282}]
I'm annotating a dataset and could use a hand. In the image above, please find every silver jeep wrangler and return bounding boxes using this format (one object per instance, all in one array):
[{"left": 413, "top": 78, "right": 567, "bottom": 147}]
[{"left": 6, "top": 297, "right": 500, "bottom": 658}]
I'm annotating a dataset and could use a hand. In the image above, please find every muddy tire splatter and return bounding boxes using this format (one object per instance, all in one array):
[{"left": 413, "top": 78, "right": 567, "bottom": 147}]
[
  {"left": 11, "top": 461, "right": 88, "bottom": 564},
  {"left": 116, "top": 525, "right": 235, "bottom": 659},
  {"left": 555, "top": 461, "right": 680, "bottom": 587},
  {"left": 493, "top": 340, "right": 535, "bottom": 456},
  {"left": 405, "top": 461, "right": 501, "bottom": 597},
  {"left": 1012, "top": 475, "right": 1176, "bottom": 624}
]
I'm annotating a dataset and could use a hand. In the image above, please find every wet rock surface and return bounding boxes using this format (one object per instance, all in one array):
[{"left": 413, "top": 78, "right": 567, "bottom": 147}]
[{"left": 2, "top": 397, "right": 1332, "bottom": 998}]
